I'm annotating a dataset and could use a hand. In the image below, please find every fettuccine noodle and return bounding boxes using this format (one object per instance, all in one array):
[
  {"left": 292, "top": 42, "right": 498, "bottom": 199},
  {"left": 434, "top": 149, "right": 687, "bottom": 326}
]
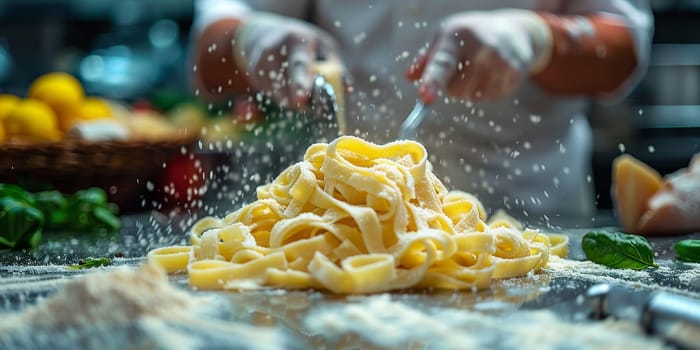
[{"left": 149, "top": 136, "right": 568, "bottom": 293}]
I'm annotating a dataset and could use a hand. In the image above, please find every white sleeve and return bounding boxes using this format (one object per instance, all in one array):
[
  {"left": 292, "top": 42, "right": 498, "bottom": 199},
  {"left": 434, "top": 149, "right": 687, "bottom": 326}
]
[
  {"left": 188, "top": 0, "right": 313, "bottom": 90},
  {"left": 193, "top": 0, "right": 311, "bottom": 34},
  {"left": 192, "top": 0, "right": 252, "bottom": 35},
  {"left": 234, "top": 0, "right": 311, "bottom": 18}
]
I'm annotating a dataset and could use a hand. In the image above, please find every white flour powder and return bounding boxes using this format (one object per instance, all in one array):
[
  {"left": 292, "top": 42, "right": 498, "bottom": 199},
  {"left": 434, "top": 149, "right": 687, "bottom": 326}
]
[
  {"left": 0, "top": 263, "right": 284, "bottom": 350},
  {"left": 1, "top": 257, "right": 696, "bottom": 349},
  {"left": 545, "top": 256, "right": 700, "bottom": 297},
  {"left": 305, "top": 294, "right": 671, "bottom": 350}
]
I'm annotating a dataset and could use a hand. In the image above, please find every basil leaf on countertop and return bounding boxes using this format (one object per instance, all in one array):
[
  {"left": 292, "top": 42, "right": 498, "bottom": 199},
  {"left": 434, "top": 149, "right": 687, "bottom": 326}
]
[
  {"left": 582, "top": 231, "right": 658, "bottom": 270},
  {"left": 674, "top": 239, "right": 700, "bottom": 263},
  {"left": 68, "top": 257, "right": 112, "bottom": 270}
]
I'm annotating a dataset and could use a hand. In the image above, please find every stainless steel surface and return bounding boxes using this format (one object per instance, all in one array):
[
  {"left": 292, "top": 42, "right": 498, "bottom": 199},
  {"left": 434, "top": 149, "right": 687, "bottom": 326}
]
[
  {"left": 308, "top": 75, "right": 341, "bottom": 143},
  {"left": 397, "top": 99, "right": 428, "bottom": 140}
]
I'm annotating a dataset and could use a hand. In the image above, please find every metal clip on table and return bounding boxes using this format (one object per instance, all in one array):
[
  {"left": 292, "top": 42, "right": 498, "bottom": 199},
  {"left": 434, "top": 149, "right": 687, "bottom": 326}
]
[{"left": 587, "top": 283, "right": 700, "bottom": 349}]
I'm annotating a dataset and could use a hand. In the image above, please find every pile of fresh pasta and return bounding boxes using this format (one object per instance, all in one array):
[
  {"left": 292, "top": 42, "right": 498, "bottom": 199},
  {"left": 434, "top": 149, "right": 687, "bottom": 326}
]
[{"left": 149, "top": 136, "right": 568, "bottom": 293}]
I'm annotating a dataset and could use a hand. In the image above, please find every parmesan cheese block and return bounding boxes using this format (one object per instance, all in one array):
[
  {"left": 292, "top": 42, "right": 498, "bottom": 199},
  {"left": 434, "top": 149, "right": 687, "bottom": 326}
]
[{"left": 612, "top": 154, "right": 662, "bottom": 233}]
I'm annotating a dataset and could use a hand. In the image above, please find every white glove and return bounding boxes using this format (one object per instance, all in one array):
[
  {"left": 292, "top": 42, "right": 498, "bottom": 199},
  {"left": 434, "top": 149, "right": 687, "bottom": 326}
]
[
  {"left": 233, "top": 13, "right": 341, "bottom": 108},
  {"left": 408, "top": 9, "right": 552, "bottom": 103}
]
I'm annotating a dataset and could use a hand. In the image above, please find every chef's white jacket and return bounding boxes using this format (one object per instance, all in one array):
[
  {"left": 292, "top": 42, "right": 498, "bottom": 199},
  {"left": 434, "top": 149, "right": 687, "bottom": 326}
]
[{"left": 194, "top": 0, "right": 653, "bottom": 224}]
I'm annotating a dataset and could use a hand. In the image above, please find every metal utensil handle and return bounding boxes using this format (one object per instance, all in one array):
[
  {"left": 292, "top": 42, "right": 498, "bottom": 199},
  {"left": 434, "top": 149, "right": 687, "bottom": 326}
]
[
  {"left": 308, "top": 75, "right": 340, "bottom": 143},
  {"left": 398, "top": 99, "right": 427, "bottom": 140},
  {"left": 587, "top": 284, "right": 700, "bottom": 349},
  {"left": 642, "top": 291, "right": 700, "bottom": 349}
]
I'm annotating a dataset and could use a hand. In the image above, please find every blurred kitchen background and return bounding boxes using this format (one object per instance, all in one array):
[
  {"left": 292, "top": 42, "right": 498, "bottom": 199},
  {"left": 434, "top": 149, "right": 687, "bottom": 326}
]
[
  {"left": 0, "top": 0, "right": 699, "bottom": 213},
  {"left": 589, "top": 0, "right": 700, "bottom": 209},
  {"left": 0, "top": 0, "right": 191, "bottom": 99}
]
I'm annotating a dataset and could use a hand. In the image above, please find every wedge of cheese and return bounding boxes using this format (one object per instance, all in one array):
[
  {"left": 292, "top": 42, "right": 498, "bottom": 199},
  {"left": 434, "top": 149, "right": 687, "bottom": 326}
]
[{"left": 612, "top": 154, "right": 663, "bottom": 233}]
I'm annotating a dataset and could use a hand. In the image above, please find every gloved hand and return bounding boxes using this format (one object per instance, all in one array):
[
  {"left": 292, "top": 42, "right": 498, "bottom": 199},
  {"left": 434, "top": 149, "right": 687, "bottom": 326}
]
[
  {"left": 406, "top": 9, "right": 553, "bottom": 104},
  {"left": 233, "top": 13, "right": 342, "bottom": 109}
]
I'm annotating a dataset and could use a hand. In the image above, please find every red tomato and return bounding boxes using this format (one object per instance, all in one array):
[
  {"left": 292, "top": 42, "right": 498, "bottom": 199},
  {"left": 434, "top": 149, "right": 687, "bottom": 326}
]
[
  {"left": 157, "top": 152, "right": 206, "bottom": 210},
  {"left": 132, "top": 100, "right": 160, "bottom": 114},
  {"left": 233, "top": 97, "right": 262, "bottom": 124}
]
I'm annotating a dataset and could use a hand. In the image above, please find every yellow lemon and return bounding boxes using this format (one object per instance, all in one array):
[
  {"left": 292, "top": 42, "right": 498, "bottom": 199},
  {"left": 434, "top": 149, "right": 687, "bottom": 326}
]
[
  {"left": 56, "top": 97, "right": 113, "bottom": 132},
  {"left": 4, "top": 99, "right": 61, "bottom": 142},
  {"left": 58, "top": 114, "right": 80, "bottom": 133},
  {"left": 28, "top": 72, "right": 84, "bottom": 129},
  {"left": 0, "top": 95, "right": 19, "bottom": 143},
  {"left": 0, "top": 94, "right": 19, "bottom": 121},
  {"left": 79, "top": 97, "right": 112, "bottom": 120}
]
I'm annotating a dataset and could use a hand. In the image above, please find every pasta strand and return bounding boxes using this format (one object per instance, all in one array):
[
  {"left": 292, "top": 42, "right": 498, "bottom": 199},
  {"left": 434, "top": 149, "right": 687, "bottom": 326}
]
[{"left": 149, "top": 136, "right": 568, "bottom": 293}]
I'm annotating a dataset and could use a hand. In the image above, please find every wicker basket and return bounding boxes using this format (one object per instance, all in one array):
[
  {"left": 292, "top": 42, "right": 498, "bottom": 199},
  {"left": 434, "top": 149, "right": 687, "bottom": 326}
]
[{"left": 0, "top": 134, "right": 199, "bottom": 213}]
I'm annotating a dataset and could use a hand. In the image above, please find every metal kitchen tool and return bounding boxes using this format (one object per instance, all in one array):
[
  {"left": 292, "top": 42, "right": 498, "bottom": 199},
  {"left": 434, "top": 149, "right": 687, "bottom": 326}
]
[
  {"left": 587, "top": 283, "right": 700, "bottom": 349},
  {"left": 308, "top": 74, "right": 341, "bottom": 143},
  {"left": 397, "top": 99, "right": 428, "bottom": 140}
]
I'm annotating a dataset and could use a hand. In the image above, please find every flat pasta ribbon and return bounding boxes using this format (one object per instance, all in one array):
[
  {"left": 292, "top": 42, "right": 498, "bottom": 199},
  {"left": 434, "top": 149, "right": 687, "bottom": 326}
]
[{"left": 149, "top": 136, "right": 569, "bottom": 293}]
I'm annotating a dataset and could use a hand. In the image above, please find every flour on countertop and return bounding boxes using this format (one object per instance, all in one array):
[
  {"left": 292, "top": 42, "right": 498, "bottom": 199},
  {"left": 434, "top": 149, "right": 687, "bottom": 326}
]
[
  {"left": 1, "top": 257, "right": 697, "bottom": 350},
  {"left": 0, "top": 263, "right": 285, "bottom": 350},
  {"left": 22, "top": 263, "right": 194, "bottom": 327},
  {"left": 304, "top": 294, "right": 671, "bottom": 350},
  {"left": 676, "top": 262, "right": 700, "bottom": 289},
  {"left": 545, "top": 256, "right": 700, "bottom": 297}
]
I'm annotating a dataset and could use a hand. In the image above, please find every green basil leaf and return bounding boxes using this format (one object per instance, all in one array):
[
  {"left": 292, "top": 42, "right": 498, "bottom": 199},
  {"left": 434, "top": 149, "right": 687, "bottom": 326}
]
[
  {"left": 0, "top": 183, "right": 36, "bottom": 206},
  {"left": 32, "top": 190, "right": 66, "bottom": 210},
  {"left": 45, "top": 187, "right": 116, "bottom": 233},
  {"left": 0, "top": 197, "right": 44, "bottom": 250},
  {"left": 0, "top": 235, "right": 15, "bottom": 248},
  {"left": 92, "top": 206, "right": 121, "bottom": 232},
  {"left": 582, "top": 231, "right": 657, "bottom": 270},
  {"left": 25, "top": 230, "right": 42, "bottom": 250},
  {"left": 72, "top": 188, "right": 107, "bottom": 207},
  {"left": 33, "top": 190, "right": 68, "bottom": 227},
  {"left": 68, "top": 257, "right": 112, "bottom": 270},
  {"left": 674, "top": 240, "right": 700, "bottom": 263}
]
